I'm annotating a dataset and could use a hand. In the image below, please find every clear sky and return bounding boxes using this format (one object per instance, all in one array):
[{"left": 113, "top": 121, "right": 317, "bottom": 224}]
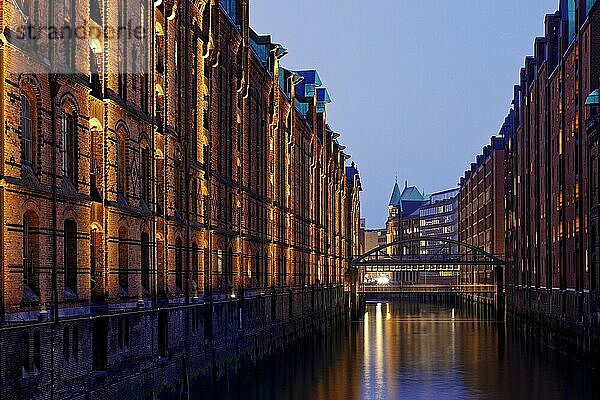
[{"left": 250, "top": 0, "right": 558, "bottom": 229}]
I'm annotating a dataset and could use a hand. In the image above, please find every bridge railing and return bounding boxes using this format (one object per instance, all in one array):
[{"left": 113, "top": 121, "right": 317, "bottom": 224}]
[{"left": 359, "top": 284, "right": 497, "bottom": 294}]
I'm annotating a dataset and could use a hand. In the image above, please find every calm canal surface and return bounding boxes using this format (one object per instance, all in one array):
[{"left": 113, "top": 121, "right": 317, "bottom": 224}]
[{"left": 224, "top": 300, "right": 599, "bottom": 400}]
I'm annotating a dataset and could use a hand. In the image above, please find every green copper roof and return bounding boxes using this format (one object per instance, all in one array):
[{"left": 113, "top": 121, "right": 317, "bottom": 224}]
[
  {"left": 401, "top": 186, "right": 427, "bottom": 202},
  {"left": 389, "top": 182, "right": 402, "bottom": 206},
  {"left": 586, "top": 89, "right": 600, "bottom": 106}
]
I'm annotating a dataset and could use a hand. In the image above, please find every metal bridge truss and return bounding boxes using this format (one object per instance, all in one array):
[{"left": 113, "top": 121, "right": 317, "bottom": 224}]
[{"left": 351, "top": 236, "right": 505, "bottom": 272}]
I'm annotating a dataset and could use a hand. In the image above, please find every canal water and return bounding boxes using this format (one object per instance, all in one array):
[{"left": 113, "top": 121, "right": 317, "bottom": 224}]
[{"left": 218, "top": 300, "right": 599, "bottom": 400}]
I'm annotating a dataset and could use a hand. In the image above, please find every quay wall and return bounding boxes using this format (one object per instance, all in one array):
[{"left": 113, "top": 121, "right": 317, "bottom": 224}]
[{"left": 0, "top": 286, "right": 346, "bottom": 400}]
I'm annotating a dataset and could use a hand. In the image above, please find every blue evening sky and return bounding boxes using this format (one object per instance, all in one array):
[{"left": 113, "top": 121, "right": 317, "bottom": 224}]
[{"left": 250, "top": 0, "right": 557, "bottom": 229}]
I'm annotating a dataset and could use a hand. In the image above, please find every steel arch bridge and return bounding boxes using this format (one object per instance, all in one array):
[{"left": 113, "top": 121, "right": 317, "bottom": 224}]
[
  {"left": 351, "top": 236, "right": 505, "bottom": 272},
  {"left": 346, "top": 236, "right": 506, "bottom": 317}
]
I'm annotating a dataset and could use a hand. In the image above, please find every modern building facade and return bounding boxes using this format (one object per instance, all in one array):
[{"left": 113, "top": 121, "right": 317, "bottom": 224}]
[
  {"left": 419, "top": 188, "right": 459, "bottom": 255},
  {"left": 0, "top": 1, "right": 362, "bottom": 398},
  {"left": 459, "top": 135, "right": 506, "bottom": 292},
  {"left": 504, "top": 0, "right": 600, "bottom": 330}
]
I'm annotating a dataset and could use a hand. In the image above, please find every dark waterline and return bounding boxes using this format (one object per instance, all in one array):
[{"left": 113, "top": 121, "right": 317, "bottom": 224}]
[{"left": 216, "top": 300, "right": 599, "bottom": 400}]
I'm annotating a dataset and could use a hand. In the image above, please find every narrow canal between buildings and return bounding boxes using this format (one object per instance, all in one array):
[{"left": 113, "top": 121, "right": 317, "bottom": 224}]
[{"left": 211, "top": 300, "right": 599, "bottom": 400}]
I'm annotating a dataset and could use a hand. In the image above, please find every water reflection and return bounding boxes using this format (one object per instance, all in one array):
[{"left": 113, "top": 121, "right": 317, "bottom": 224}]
[{"left": 216, "top": 301, "right": 599, "bottom": 400}]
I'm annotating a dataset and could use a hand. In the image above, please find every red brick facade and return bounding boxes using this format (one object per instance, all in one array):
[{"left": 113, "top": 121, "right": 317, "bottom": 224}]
[
  {"left": 459, "top": 136, "right": 506, "bottom": 293},
  {"left": 505, "top": 1, "right": 600, "bottom": 328},
  {"left": 0, "top": 1, "right": 361, "bottom": 398}
]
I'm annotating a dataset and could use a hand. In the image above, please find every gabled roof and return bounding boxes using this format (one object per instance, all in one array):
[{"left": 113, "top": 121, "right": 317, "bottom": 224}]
[
  {"left": 346, "top": 163, "right": 362, "bottom": 190},
  {"left": 389, "top": 181, "right": 428, "bottom": 217},
  {"left": 401, "top": 186, "right": 427, "bottom": 202}
]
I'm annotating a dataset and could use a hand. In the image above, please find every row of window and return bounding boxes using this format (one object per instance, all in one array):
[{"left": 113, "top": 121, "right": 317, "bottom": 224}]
[
  {"left": 20, "top": 89, "right": 77, "bottom": 183},
  {"left": 22, "top": 210, "right": 339, "bottom": 300},
  {"left": 18, "top": 84, "right": 169, "bottom": 210},
  {"left": 22, "top": 212, "right": 200, "bottom": 299},
  {"left": 419, "top": 204, "right": 454, "bottom": 217}
]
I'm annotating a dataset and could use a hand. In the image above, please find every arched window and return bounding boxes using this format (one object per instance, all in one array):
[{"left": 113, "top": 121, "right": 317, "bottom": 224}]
[
  {"left": 62, "top": 105, "right": 77, "bottom": 184},
  {"left": 23, "top": 211, "right": 40, "bottom": 296},
  {"left": 175, "top": 237, "right": 183, "bottom": 290},
  {"left": 116, "top": 129, "right": 127, "bottom": 195},
  {"left": 141, "top": 232, "right": 150, "bottom": 293},
  {"left": 118, "top": 227, "right": 128, "bottom": 293},
  {"left": 140, "top": 143, "right": 151, "bottom": 206},
  {"left": 20, "top": 83, "right": 39, "bottom": 170},
  {"left": 64, "top": 219, "right": 78, "bottom": 296},
  {"left": 20, "top": 94, "right": 33, "bottom": 164}
]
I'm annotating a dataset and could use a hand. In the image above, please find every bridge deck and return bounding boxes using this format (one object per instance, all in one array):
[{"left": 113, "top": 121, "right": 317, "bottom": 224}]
[{"left": 359, "top": 284, "right": 497, "bottom": 294}]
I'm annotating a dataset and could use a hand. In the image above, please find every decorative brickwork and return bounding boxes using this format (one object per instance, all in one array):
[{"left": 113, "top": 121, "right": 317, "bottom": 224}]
[
  {"left": 504, "top": 1, "right": 600, "bottom": 327},
  {"left": 0, "top": 1, "right": 361, "bottom": 398}
]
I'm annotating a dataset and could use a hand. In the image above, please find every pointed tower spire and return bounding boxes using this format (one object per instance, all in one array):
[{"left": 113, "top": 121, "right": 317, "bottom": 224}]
[{"left": 389, "top": 180, "right": 402, "bottom": 206}]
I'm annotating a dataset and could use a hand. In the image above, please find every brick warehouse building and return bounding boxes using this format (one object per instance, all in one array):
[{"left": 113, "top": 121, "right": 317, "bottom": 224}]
[
  {"left": 458, "top": 134, "right": 506, "bottom": 299},
  {"left": 504, "top": 0, "right": 600, "bottom": 336},
  {"left": 0, "top": 0, "right": 362, "bottom": 398}
]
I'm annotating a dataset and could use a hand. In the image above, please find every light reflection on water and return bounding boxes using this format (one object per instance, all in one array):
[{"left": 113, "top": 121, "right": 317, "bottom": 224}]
[{"left": 223, "top": 301, "right": 599, "bottom": 400}]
